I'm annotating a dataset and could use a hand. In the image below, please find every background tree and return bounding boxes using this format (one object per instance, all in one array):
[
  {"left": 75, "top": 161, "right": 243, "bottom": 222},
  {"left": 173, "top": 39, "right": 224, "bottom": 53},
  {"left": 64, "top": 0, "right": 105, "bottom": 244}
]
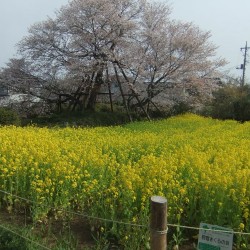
[{"left": 0, "top": 0, "right": 226, "bottom": 119}]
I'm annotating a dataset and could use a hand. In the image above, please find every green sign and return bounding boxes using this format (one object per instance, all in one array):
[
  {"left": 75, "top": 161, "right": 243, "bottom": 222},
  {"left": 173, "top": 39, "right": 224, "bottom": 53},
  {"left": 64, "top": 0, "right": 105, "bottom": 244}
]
[{"left": 198, "top": 223, "right": 233, "bottom": 250}]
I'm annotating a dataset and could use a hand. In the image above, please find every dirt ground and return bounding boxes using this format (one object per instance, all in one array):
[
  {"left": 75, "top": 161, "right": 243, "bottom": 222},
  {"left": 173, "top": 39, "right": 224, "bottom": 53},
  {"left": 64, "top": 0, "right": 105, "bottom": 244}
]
[{"left": 0, "top": 210, "right": 201, "bottom": 249}]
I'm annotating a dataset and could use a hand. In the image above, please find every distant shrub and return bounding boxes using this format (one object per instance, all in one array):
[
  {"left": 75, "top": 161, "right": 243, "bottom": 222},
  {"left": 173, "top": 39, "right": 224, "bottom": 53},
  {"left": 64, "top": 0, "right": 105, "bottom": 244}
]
[
  {"left": 23, "top": 110, "right": 130, "bottom": 127},
  {"left": 203, "top": 85, "right": 250, "bottom": 121},
  {"left": 169, "top": 101, "right": 193, "bottom": 116},
  {"left": 0, "top": 107, "right": 21, "bottom": 126}
]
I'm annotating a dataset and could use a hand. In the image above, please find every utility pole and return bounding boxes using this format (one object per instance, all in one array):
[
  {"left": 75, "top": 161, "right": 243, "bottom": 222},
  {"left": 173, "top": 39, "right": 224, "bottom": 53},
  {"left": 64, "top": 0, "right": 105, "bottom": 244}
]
[{"left": 239, "top": 41, "right": 250, "bottom": 86}]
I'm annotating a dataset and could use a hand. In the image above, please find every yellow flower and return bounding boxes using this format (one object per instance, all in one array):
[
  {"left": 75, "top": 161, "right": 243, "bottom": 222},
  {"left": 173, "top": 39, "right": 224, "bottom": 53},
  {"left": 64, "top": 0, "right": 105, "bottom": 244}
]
[
  {"left": 239, "top": 223, "right": 245, "bottom": 231},
  {"left": 243, "top": 209, "right": 249, "bottom": 219},
  {"left": 72, "top": 182, "right": 77, "bottom": 188}
]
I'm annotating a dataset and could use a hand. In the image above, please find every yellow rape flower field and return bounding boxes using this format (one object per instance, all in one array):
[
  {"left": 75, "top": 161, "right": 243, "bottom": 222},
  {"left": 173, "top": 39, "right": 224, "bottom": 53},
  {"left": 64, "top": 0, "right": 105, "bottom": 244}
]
[{"left": 0, "top": 114, "right": 249, "bottom": 248}]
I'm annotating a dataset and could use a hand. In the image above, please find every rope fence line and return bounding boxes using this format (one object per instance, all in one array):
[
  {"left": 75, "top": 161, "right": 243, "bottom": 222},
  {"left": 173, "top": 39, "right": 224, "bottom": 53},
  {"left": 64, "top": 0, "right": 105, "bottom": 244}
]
[
  {"left": 0, "top": 223, "right": 51, "bottom": 250},
  {"left": 0, "top": 189, "right": 249, "bottom": 236},
  {"left": 0, "top": 189, "right": 147, "bottom": 228},
  {"left": 167, "top": 224, "right": 250, "bottom": 236}
]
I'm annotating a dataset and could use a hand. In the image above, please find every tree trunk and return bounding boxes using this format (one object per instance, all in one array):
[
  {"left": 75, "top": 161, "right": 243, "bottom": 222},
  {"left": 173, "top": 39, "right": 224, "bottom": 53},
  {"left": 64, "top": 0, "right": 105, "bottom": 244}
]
[
  {"left": 106, "top": 68, "right": 114, "bottom": 112},
  {"left": 86, "top": 69, "right": 104, "bottom": 111},
  {"left": 117, "top": 64, "right": 151, "bottom": 121},
  {"left": 113, "top": 64, "right": 133, "bottom": 122}
]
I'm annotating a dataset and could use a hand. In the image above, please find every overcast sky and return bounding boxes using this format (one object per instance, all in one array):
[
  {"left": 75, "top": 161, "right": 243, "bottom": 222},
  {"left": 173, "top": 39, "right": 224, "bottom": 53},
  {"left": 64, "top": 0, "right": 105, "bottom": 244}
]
[{"left": 1, "top": 0, "right": 250, "bottom": 81}]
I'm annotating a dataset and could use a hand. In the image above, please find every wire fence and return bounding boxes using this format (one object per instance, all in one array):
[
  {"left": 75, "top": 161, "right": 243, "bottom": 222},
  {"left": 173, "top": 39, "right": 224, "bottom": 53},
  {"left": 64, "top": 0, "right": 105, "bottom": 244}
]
[{"left": 0, "top": 188, "right": 249, "bottom": 249}]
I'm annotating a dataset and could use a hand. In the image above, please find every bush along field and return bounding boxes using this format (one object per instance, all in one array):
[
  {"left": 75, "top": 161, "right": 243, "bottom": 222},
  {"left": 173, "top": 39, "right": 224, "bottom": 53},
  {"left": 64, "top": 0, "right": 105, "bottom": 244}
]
[{"left": 0, "top": 114, "right": 249, "bottom": 249}]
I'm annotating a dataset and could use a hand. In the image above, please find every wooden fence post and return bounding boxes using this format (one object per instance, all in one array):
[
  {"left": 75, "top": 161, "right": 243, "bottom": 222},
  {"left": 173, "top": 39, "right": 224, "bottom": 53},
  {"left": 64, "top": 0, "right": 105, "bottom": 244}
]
[{"left": 150, "top": 196, "right": 168, "bottom": 250}]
